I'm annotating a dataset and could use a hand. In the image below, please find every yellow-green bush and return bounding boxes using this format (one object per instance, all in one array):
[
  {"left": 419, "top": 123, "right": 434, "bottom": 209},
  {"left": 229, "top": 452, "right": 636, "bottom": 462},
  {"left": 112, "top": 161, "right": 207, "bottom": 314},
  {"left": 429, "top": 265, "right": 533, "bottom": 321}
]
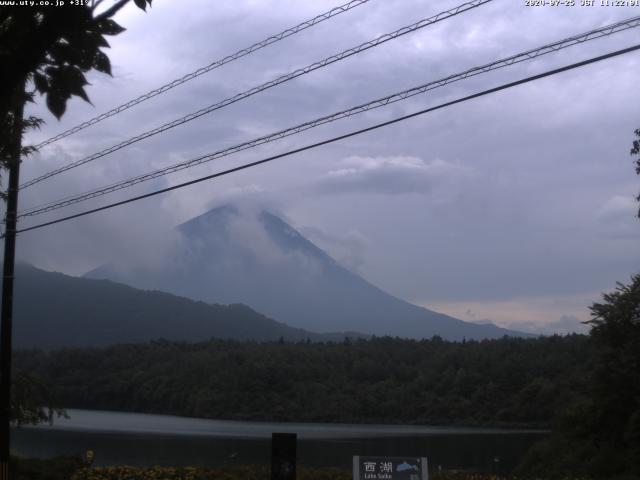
[
  {"left": 70, "top": 465, "right": 517, "bottom": 480},
  {"left": 70, "top": 465, "right": 354, "bottom": 480}
]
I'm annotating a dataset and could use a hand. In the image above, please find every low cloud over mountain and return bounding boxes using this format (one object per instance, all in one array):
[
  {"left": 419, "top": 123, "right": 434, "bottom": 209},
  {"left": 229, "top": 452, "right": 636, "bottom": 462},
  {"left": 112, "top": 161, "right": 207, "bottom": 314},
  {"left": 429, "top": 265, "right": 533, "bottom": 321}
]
[{"left": 86, "top": 205, "right": 529, "bottom": 340}]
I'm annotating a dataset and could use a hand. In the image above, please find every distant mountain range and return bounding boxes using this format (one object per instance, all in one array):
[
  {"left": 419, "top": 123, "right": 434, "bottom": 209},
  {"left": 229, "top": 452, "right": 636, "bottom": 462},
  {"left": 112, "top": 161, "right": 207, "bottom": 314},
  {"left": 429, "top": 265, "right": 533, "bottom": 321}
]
[
  {"left": 86, "top": 205, "right": 529, "bottom": 340},
  {"left": 11, "top": 263, "right": 349, "bottom": 349}
]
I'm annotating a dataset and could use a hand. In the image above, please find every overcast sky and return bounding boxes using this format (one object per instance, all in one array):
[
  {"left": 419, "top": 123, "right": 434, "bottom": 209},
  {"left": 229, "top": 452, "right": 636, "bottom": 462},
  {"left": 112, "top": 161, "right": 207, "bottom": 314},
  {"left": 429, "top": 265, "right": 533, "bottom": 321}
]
[{"left": 12, "top": 0, "right": 640, "bottom": 334}]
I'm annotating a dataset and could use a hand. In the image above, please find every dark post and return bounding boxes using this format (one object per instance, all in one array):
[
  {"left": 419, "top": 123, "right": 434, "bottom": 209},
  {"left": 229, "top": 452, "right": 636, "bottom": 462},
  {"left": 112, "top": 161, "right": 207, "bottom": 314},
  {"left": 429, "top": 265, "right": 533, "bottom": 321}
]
[
  {"left": 271, "top": 432, "right": 296, "bottom": 480},
  {"left": 0, "top": 81, "right": 24, "bottom": 480}
]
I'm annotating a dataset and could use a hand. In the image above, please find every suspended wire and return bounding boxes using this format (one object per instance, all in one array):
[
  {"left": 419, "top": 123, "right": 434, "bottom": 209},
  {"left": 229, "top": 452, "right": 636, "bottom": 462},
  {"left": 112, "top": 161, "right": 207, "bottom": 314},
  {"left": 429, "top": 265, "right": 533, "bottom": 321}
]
[
  {"left": 34, "top": 0, "right": 373, "bottom": 150},
  {"left": 18, "top": 14, "right": 640, "bottom": 219},
  {"left": 13, "top": 43, "right": 640, "bottom": 236},
  {"left": 21, "top": 0, "right": 493, "bottom": 190}
]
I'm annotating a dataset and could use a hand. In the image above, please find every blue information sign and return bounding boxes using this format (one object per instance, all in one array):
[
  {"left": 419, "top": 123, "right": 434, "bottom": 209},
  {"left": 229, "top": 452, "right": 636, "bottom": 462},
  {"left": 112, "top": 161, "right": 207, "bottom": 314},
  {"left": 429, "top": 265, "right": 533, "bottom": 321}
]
[{"left": 353, "top": 456, "right": 428, "bottom": 480}]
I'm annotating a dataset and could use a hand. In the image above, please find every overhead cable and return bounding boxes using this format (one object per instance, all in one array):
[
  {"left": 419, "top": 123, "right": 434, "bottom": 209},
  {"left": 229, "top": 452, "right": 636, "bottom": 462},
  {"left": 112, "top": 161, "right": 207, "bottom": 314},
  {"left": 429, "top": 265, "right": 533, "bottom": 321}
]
[
  {"left": 13, "top": 43, "right": 640, "bottom": 236},
  {"left": 18, "top": 14, "right": 640, "bottom": 218},
  {"left": 21, "top": 0, "right": 492, "bottom": 190},
  {"left": 34, "top": 0, "right": 374, "bottom": 149}
]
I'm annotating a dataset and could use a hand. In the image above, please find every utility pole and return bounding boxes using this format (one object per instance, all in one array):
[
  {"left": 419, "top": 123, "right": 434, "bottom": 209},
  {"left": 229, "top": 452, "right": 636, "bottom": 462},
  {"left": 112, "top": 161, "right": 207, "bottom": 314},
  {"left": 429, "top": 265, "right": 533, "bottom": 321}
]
[{"left": 0, "top": 80, "right": 25, "bottom": 480}]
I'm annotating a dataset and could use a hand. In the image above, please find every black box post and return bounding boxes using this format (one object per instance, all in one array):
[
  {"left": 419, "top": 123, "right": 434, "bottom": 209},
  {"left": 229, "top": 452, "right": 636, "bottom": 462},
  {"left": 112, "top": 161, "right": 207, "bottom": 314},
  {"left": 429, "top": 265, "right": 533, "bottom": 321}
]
[{"left": 271, "top": 432, "right": 296, "bottom": 480}]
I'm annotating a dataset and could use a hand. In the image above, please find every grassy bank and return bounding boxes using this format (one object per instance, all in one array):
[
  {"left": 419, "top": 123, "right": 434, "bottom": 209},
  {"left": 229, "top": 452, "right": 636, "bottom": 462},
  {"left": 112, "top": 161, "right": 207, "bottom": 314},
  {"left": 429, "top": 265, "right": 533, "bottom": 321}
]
[
  {"left": 14, "top": 457, "right": 606, "bottom": 480},
  {"left": 70, "top": 465, "right": 513, "bottom": 480},
  {"left": 9, "top": 457, "right": 524, "bottom": 480}
]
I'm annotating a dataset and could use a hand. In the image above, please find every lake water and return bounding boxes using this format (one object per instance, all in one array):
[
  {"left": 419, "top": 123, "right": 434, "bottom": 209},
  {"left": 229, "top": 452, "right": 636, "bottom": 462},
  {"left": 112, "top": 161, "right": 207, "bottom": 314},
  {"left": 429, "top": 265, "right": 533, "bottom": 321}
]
[{"left": 13, "top": 409, "right": 546, "bottom": 473}]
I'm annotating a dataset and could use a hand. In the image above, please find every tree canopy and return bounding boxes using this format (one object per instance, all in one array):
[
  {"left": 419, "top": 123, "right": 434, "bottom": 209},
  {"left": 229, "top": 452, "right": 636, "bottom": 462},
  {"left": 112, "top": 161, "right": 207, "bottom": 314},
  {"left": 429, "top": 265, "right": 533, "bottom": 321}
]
[
  {"left": 519, "top": 274, "right": 640, "bottom": 478},
  {"left": 0, "top": 0, "right": 152, "bottom": 424},
  {"left": 15, "top": 335, "right": 593, "bottom": 428},
  {"left": 0, "top": 0, "right": 152, "bottom": 175},
  {"left": 631, "top": 129, "right": 640, "bottom": 217}
]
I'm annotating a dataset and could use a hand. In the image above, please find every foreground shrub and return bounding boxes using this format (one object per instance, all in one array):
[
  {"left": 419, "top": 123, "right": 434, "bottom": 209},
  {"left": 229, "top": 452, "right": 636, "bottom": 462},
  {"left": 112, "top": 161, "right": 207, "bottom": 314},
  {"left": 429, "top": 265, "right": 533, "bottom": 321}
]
[
  {"left": 10, "top": 456, "right": 84, "bottom": 480},
  {"left": 70, "top": 465, "right": 351, "bottom": 480},
  {"left": 70, "top": 465, "right": 518, "bottom": 480}
]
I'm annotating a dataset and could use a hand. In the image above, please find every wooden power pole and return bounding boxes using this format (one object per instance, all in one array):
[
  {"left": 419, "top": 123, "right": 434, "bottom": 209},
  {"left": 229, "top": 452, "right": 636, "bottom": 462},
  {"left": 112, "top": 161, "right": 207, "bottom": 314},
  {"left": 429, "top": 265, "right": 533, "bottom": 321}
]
[{"left": 0, "top": 81, "right": 25, "bottom": 480}]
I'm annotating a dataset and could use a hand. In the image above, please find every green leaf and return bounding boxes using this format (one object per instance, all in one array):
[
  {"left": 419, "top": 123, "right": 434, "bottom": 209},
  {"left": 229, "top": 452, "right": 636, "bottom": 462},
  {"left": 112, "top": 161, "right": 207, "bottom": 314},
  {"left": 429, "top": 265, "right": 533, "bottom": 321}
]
[
  {"left": 73, "top": 85, "right": 91, "bottom": 104},
  {"left": 97, "top": 19, "right": 126, "bottom": 36},
  {"left": 46, "top": 92, "right": 67, "bottom": 119},
  {"left": 133, "top": 0, "right": 147, "bottom": 11},
  {"left": 46, "top": 66, "right": 91, "bottom": 111},
  {"left": 93, "top": 50, "right": 111, "bottom": 76},
  {"left": 49, "top": 42, "right": 82, "bottom": 67},
  {"left": 33, "top": 72, "right": 48, "bottom": 93},
  {"left": 23, "top": 116, "right": 45, "bottom": 131},
  {"left": 93, "top": 33, "right": 110, "bottom": 48},
  {"left": 62, "top": 67, "right": 91, "bottom": 103}
]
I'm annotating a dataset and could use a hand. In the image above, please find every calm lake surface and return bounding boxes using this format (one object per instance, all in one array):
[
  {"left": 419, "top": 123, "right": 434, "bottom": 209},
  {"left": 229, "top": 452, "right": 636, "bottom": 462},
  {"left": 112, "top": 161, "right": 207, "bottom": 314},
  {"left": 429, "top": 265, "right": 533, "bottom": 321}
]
[{"left": 13, "top": 409, "right": 546, "bottom": 473}]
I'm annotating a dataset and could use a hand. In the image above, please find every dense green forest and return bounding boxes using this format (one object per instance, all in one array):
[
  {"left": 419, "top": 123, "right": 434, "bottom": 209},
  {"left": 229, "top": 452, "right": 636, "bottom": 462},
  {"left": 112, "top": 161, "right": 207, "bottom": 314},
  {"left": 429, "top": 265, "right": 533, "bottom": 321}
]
[
  {"left": 15, "top": 335, "right": 592, "bottom": 428},
  {"left": 518, "top": 275, "right": 640, "bottom": 479},
  {"left": 11, "top": 275, "right": 639, "bottom": 478}
]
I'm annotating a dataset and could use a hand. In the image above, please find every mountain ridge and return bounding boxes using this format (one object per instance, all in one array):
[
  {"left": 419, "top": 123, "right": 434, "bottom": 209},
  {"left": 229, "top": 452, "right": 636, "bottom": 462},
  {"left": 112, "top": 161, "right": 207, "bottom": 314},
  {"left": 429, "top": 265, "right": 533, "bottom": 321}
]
[
  {"left": 10, "top": 262, "right": 358, "bottom": 349},
  {"left": 87, "top": 205, "right": 530, "bottom": 340}
]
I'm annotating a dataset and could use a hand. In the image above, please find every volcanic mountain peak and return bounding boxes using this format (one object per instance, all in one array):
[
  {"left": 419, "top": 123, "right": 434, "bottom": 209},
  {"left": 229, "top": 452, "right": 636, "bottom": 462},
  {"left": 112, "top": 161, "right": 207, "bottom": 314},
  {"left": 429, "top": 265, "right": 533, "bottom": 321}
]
[{"left": 86, "top": 204, "right": 529, "bottom": 340}]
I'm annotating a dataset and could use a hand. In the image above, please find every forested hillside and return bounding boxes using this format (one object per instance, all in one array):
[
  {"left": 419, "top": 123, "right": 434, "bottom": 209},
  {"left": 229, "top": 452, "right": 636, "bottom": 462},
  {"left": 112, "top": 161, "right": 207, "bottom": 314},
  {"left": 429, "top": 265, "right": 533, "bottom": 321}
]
[
  {"left": 15, "top": 335, "right": 592, "bottom": 427},
  {"left": 11, "top": 263, "right": 349, "bottom": 348}
]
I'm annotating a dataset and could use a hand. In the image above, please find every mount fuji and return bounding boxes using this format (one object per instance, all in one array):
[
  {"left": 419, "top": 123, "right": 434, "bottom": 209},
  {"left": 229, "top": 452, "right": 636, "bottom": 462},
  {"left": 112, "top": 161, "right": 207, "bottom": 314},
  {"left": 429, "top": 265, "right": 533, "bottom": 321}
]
[{"left": 86, "top": 205, "right": 528, "bottom": 340}]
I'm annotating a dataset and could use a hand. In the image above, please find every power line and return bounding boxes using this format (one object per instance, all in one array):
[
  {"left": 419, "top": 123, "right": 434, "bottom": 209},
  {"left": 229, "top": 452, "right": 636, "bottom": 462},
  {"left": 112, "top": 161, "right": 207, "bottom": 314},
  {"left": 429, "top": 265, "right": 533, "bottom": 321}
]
[
  {"left": 33, "top": 0, "right": 373, "bottom": 150},
  {"left": 13, "top": 43, "right": 640, "bottom": 236},
  {"left": 19, "top": 14, "right": 640, "bottom": 219},
  {"left": 20, "top": 0, "right": 492, "bottom": 190}
]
